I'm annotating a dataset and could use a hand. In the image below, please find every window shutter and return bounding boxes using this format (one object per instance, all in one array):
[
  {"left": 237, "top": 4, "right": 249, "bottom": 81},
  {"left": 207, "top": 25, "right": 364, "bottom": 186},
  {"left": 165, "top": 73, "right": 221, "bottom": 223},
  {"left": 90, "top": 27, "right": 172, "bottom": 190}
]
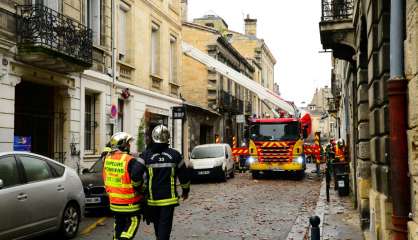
[
  {"left": 90, "top": 0, "right": 101, "bottom": 45},
  {"left": 119, "top": 8, "right": 126, "bottom": 57}
]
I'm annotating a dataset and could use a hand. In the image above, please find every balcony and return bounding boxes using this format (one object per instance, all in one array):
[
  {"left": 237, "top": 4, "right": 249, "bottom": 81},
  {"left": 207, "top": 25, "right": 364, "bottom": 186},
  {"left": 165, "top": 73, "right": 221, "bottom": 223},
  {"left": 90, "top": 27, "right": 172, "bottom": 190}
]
[
  {"left": 319, "top": 0, "right": 355, "bottom": 62},
  {"left": 245, "top": 102, "right": 252, "bottom": 115},
  {"left": 16, "top": 5, "right": 93, "bottom": 73},
  {"left": 220, "top": 91, "right": 232, "bottom": 111},
  {"left": 327, "top": 97, "right": 338, "bottom": 115}
]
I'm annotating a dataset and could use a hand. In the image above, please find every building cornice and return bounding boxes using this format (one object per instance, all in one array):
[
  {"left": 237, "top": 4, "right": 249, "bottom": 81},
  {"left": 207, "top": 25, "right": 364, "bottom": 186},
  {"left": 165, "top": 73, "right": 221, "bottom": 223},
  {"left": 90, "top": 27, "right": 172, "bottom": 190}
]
[
  {"left": 82, "top": 70, "right": 183, "bottom": 104},
  {"left": 142, "top": 0, "right": 182, "bottom": 30},
  {"left": 182, "top": 21, "right": 220, "bottom": 34}
]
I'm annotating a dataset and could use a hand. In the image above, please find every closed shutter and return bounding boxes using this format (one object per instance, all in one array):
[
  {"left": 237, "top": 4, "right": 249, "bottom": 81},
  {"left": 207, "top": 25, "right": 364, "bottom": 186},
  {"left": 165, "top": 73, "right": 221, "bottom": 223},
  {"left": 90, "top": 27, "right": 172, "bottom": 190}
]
[
  {"left": 119, "top": 10, "right": 126, "bottom": 57},
  {"left": 90, "top": 0, "right": 101, "bottom": 45}
]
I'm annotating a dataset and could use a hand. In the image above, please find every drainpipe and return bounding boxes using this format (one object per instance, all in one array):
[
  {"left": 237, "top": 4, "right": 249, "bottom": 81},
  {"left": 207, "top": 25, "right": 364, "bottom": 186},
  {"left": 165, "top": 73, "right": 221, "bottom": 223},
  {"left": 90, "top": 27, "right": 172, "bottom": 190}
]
[
  {"left": 388, "top": 0, "right": 410, "bottom": 239},
  {"left": 111, "top": 0, "right": 116, "bottom": 96}
]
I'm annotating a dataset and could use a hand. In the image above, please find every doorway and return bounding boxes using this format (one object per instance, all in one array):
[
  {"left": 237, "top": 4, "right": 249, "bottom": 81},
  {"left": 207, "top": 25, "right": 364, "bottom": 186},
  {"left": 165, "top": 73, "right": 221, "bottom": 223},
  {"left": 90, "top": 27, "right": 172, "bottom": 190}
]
[{"left": 14, "top": 81, "right": 64, "bottom": 162}]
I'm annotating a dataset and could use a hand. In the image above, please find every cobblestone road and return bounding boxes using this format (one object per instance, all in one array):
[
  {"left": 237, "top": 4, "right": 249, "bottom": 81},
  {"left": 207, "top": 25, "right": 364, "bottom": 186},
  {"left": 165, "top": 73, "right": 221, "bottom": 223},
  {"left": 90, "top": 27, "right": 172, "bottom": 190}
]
[{"left": 71, "top": 165, "right": 321, "bottom": 240}]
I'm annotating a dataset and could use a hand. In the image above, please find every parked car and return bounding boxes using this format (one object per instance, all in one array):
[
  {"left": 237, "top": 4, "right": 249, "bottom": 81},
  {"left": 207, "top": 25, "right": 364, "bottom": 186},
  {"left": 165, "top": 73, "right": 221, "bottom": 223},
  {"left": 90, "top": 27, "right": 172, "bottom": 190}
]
[
  {"left": 80, "top": 159, "right": 109, "bottom": 210},
  {"left": 190, "top": 144, "right": 235, "bottom": 181},
  {"left": 0, "top": 152, "right": 85, "bottom": 240}
]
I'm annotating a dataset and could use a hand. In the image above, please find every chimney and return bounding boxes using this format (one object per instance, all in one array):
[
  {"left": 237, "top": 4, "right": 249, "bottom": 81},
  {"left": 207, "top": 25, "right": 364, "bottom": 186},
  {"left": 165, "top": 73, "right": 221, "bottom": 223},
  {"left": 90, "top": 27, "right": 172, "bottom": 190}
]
[
  {"left": 181, "top": 0, "right": 188, "bottom": 22},
  {"left": 244, "top": 14, "right": 257, "bottom": 37}
]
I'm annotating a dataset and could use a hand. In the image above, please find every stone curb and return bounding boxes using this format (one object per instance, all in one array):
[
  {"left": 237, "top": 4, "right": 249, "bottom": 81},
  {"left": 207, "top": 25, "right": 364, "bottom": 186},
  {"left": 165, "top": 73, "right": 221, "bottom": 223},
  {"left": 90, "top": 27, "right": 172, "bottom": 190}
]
[{"left": 286, "top": 177, "right": 326, "bottom": 240}]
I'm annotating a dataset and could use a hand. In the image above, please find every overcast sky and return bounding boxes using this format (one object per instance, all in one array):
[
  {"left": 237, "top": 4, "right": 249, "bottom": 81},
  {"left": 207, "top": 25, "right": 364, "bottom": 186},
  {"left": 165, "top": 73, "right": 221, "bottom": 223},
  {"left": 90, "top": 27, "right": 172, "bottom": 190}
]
[{"left": 187, "top": 0, "right": 332, "bottom": 106}]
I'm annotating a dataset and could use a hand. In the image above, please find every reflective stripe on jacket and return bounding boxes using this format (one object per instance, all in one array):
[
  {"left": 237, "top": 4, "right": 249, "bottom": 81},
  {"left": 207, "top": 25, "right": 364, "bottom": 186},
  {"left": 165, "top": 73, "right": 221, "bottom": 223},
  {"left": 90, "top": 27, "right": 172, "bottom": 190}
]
[
  {"left": 103, "top": 151, "right": 142, "bottom": 212},
  {"left": 141, "top": 147, "right": 191, "bottom": 207}
]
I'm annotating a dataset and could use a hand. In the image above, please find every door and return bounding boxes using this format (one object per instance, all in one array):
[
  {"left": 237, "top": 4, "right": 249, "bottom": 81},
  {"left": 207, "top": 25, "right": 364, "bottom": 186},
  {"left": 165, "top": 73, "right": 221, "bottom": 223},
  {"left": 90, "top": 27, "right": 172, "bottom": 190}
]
[
  {"left": 0, "top": 155, "right": 31, "bottom": 239},
  {"left": 17, "top": 155, "right": 66, "bottom": 231}
]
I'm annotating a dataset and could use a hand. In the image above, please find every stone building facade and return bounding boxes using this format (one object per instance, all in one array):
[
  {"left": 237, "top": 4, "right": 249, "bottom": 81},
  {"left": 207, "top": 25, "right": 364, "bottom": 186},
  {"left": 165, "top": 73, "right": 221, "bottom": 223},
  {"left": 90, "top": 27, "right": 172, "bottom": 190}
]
[
  {"left": 0, "top": 0, "right": 184, "bottom": 171},
  {"left": 193, "top": 14, "right": 277, "bottom": 118},
  {"left": 181, "top": 21, "right": 254, "bottom": 154},
  {"left": 320, "top": 0, "right": 418, "bottom": 238}
]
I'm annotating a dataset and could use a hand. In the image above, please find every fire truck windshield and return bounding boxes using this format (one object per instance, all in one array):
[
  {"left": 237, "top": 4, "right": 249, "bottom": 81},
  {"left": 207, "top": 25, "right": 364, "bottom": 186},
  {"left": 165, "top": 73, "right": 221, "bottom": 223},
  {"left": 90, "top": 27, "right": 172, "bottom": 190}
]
[{"left": 250, "top": 122, "right": 300, "bottom": 141}]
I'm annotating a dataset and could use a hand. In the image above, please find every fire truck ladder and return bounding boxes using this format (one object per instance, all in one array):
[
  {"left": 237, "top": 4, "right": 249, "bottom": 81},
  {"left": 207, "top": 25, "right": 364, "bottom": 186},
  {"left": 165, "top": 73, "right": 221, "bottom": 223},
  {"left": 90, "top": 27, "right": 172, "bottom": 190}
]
[{"left": 182, "top": 42, "right": 297, "bottom": 116}]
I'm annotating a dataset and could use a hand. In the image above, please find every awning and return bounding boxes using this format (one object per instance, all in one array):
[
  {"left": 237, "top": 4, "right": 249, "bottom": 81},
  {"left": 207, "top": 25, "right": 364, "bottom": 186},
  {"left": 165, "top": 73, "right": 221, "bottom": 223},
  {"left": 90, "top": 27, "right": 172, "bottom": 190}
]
[{"left": 182, "top": 41, "right": 296, "bottom": 115}]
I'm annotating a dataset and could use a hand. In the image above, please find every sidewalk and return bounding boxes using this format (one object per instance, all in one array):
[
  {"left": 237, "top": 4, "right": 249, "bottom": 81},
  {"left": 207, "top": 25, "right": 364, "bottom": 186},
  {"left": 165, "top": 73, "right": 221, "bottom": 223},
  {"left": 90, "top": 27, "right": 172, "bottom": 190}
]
[
  {"left": 315, "top": 178, "right": 363, "bottom": 240},
  {"left": 286, "top": 173, "right": 364, "bottom": 240}
]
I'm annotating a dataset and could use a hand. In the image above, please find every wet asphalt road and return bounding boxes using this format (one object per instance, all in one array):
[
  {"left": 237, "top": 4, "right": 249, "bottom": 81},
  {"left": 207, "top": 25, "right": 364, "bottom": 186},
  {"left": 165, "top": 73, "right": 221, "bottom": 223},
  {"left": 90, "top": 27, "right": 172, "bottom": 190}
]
[{"left": 70, "top": 165, "right": 321, "bottom": 240}]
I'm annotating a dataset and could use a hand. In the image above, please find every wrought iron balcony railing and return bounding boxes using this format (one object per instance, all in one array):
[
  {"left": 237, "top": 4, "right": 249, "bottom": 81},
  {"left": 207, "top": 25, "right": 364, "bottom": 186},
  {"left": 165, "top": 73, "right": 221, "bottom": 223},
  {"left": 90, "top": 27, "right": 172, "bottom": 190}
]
[
  {"left": 245, "top": 102, "right": 252, "bottom": 115},
  {"left": 220, "top": 91, "right": 232, "bottom": 110},
  {"left": 321, "top": 0, "right": 354, "bottom": 21},
  {"left": 16, "top": 4, "right": 93, "bottom": 68}
]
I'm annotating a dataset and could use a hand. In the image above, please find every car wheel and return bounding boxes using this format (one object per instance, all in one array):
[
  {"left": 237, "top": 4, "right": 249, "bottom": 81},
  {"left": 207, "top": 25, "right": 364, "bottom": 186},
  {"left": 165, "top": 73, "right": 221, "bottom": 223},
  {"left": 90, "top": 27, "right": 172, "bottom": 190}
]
[
  {"left": 229, "top": 168, "right": 235, "bottom": 178},
  {"left": 59, "top": 203, "right": 80, "bottom": 239},
  {"left": 220, "top": 168, "right": 228, "bottom": 182}
]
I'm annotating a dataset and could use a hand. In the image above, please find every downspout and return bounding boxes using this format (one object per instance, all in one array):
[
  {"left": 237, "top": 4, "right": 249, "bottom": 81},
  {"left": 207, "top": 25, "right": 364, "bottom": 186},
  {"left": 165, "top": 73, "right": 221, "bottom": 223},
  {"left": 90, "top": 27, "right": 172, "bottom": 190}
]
[
  {"left": 111, "top": 0, "right": 116, "bottom": 98},
  {"left": 388, "top": 0, "right": 410, "bottom": 239}
]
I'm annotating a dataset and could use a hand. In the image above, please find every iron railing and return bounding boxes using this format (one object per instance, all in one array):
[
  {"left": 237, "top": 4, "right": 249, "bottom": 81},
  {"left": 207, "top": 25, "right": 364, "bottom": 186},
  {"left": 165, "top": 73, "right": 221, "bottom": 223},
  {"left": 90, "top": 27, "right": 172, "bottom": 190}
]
[
  {"left": 321, "top": 0, "right": 354, "bottom": 21},
  {"left": 245, "top": 102, "right": 252, "bottom": 115},
  {"left": 238, "top": 100, "right": 244, "bottom": 113},
  {"left": 16, "top": 4, "right": 93, "bottom": 67},
  {"left": 220, "top": 91, "right": 232, "bottom": 110}
]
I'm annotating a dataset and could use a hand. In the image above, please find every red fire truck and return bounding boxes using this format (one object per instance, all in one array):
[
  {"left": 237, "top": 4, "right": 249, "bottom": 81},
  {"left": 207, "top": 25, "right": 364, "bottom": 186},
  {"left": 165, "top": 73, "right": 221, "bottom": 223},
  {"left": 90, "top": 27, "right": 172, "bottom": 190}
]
[{"left": 240, "top": 115, "right": 312, "bottom": 179}]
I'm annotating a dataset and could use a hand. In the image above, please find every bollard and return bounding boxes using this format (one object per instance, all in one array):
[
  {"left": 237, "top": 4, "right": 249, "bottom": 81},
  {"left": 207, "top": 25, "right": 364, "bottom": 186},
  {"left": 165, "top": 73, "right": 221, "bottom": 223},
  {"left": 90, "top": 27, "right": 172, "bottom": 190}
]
[
  {"left": 309, "top": 216, "right": 321, "bottom": 240},
  {"left": 325, "top": 166, "right": 330, "bottom": 202}
]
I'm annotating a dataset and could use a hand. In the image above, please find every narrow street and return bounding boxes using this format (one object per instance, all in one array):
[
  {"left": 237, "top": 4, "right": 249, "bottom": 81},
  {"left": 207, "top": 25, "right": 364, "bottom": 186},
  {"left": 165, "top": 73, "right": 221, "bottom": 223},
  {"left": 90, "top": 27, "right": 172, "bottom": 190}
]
[{"left": 73, "top": 165, "right": 321, "bottom": 240}]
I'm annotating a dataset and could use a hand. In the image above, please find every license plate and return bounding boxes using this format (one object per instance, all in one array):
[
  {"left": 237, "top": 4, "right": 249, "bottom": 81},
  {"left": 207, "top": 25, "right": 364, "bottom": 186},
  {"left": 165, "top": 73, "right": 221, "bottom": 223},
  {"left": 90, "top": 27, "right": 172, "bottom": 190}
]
[
  {"left": 338, "top": 180, "right": 345, "bottom": 187},
  {"left": 198, "top": 171, "right": 210, "bottom": 175},
  {"left": 86, "top": 197, "right": 101, "bottom": 204}
]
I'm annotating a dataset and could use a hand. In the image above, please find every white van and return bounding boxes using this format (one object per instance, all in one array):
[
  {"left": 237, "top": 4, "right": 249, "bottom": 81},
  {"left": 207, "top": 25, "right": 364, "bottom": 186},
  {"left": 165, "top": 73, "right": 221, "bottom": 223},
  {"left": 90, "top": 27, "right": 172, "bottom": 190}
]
[{"left": 190, "top": 144, "right": 235, "bottom": 181}]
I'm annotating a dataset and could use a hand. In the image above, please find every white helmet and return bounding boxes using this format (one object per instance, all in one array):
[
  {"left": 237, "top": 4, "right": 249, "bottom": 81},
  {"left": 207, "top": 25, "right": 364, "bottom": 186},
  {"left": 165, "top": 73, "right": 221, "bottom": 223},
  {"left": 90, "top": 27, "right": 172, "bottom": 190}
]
[{"left": 152, "top": 125, "right": 170, "bottom": 144}]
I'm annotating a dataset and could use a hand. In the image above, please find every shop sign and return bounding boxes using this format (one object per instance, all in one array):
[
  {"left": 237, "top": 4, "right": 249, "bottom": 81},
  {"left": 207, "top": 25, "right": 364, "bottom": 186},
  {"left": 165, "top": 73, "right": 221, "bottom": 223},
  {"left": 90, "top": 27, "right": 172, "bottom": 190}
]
[
  {"left": 172, "top": 106, "right": 186, "bottom": 119},
  {"left": 236, "top": 114, "right": 245, "bottom": 123},
  {"left": 14, "top": 136, "right": 31, "bottom": 151}
]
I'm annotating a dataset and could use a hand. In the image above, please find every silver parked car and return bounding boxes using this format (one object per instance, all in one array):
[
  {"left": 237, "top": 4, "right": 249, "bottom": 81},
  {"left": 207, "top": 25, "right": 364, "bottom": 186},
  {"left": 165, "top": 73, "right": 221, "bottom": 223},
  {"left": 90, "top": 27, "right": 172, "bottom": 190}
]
[{"left": 0, "top": 152, "right": 85, "bottom": 240}]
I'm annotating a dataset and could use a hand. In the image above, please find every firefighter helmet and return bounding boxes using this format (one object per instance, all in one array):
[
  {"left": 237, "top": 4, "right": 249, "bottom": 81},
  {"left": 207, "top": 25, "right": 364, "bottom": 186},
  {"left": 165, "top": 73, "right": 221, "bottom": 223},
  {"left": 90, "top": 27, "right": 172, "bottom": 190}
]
[
  {"left": 152, "top": 125, "right": 170, "bottom": 144},
  {"left": 337, "top": 139, "right": 344, "bottom": 147},
  {"left": 110, "top": 132, "right": 134, "bottom": 151}
]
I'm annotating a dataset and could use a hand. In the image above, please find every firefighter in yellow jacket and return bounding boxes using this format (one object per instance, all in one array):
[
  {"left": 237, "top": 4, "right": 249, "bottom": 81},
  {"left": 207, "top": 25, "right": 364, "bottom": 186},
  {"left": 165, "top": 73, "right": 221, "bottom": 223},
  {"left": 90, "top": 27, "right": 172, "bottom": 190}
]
[{"left": 103, "top": 132, "right": 146, "bottom": 240}]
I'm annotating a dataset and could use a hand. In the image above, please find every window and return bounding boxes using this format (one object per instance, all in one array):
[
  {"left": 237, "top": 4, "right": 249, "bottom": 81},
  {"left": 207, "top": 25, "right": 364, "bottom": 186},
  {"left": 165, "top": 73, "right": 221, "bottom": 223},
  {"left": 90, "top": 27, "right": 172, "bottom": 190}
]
[
  {"left": 85, "top": 94, "right": 96, "bottom": 153},
  {"left": 85, "top": 0, "right": 101, "bottom": 46},
  {"left": 48, "top": 162, "right": 65, "bottom": 177},
  {"left": 117, "top": 99, "right": 124, "bottom": 132},
  {"left": 205, "top": 23, "right": 214, "bottom": 28},
  {"left": 151, "top": 23, "right": 160, "bottom": 75},
  {"left": 33, "top": 0, "right": 59, "bottom": 11},
  {"left": 119, "top": 3, "right": 129, "bottom": 61},
  {"left": 169, "top": 35, "right": 178, "bottom": 83},
  {"left": 19, "top": 156, "right": 52, "bottom": 182},
  {"left": 0, "top": 156, "right": 20, "bottom": 188}
]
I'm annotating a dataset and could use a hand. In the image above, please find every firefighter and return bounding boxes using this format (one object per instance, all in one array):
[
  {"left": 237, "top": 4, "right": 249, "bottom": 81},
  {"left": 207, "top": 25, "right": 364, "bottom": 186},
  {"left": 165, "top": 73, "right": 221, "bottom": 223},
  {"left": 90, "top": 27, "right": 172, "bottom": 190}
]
[
  {"left": 141, "top": 124, "right": 191, "bottom": 240},
  {"left": 335, "top": 139, "right": 346, "bottom": 162},
  {"left": 103, "top": 132, "right": 146, "bottom": 240}
]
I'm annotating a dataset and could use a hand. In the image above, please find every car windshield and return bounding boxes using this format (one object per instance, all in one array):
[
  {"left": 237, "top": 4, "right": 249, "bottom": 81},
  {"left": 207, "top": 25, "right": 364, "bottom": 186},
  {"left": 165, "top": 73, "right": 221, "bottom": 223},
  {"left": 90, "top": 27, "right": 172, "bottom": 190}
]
[
  {"left": 89, "top": 159, "right": 103, "bottom": 173},
  {"left": 250, "top": 122, "right": 300, "bottom": 141},
  {"left": 191, "top": 146, "right": 225, "bottom": 159}
]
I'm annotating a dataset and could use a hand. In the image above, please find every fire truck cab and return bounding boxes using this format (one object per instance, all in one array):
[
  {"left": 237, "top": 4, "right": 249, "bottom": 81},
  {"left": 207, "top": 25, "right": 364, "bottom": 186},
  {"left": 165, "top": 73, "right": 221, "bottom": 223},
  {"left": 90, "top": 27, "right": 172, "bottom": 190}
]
[{"left": 246, "top": 117, "right": 308, "bottom": 179}]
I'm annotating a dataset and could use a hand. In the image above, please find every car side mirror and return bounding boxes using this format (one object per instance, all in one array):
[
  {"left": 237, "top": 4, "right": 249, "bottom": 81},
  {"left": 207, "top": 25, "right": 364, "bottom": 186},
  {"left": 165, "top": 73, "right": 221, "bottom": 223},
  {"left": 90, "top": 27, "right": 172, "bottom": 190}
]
[
  {"left": 0, "top": 179, "right": 4, "bottom": 189},
  {"left": 82, "top": 168, "right": 90, "bottom": 174}
]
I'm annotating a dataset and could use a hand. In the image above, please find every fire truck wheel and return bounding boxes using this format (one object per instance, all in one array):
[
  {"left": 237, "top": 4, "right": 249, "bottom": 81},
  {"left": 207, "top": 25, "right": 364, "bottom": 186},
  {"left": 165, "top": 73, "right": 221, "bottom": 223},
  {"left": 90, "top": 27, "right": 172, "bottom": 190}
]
[
  {"left": 295, "top": 170, "right": 305, "bottom": 180},
  {"left": 252, "top": 171, "right": 260, "bottom": 179}
]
